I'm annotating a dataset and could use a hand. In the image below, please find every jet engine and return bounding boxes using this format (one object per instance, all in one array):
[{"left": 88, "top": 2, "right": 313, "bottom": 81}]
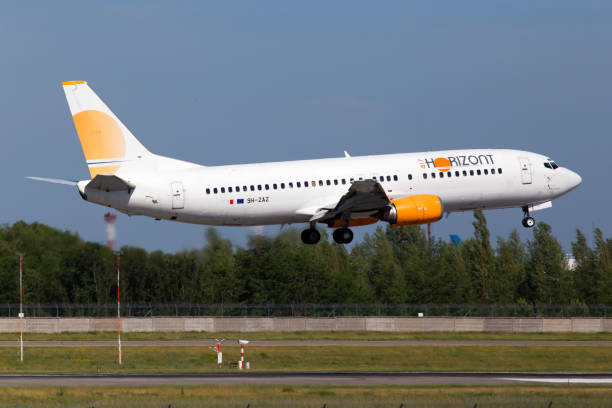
[{"left": 382, "top": 194, "right": 443, "bottom": 226}]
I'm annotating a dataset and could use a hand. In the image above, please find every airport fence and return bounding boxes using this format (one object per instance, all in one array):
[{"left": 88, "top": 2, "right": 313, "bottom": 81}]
[{"left": 0, "top": 303, "right": 610, "bottom": 318}]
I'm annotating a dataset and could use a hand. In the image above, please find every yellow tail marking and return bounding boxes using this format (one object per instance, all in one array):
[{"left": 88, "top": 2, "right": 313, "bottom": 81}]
[
  {"left": 72, "top": 110, "right": 126, "bottom": 161},
  {"left": 89, "top": 165, "right": 121, "bottom": 178},
  {"left": 62, "top": 80, "right": 86, "bottom": 85}
]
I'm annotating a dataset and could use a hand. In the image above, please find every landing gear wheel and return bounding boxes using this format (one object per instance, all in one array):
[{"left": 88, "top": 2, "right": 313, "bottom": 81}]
[
  {"left": 333, "top": 227, "right": 354, "bottom": 244},
  {"left": 301, "top": 228, "right": 321, "bottom": 244},
  {"left": 522, "top": 216, "right": 535, "bottom": 228}
]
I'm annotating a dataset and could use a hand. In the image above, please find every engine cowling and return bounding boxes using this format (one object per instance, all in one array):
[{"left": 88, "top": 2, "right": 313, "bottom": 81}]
[{"left": 382, "top": 194, "right": 443, "bottom": 226}]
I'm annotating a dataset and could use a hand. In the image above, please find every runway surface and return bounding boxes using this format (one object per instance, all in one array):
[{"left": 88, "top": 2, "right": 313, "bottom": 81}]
[
  {"left": 0, "top": 340, "right": 610, "bottom": 347},
  {"left": 0, "top": 372, "right": 610, "bottom": 386}
]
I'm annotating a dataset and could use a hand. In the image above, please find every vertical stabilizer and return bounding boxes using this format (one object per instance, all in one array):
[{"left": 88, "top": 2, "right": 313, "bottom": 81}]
[{"left": 62, "top": 81, "right": 152, "bottom": 178}]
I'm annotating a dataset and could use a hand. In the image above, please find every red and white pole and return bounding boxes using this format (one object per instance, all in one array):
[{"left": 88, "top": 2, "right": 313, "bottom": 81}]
[
  {"left": 105, "top": 213, "right": 122, "bottom": 365},
  {"left": 217, "top": 342, "right": 221, "bottom": 368},
  {"left": 240, "top": 343, "right": 244, "bottom": 369},
  {"left": 117, "top": 254, "right": 122, "bottom": 365},
  {"left": 104, "top": 213, "right": 117, "bottom": 251},
  {"left": 18, "top": 254, "right": 23, "bottom": 363}
]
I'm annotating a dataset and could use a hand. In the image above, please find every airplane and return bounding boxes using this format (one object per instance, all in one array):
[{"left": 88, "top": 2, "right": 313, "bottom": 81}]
[{"left": 28, "top": 81, "right": 582, "bottom": 245}]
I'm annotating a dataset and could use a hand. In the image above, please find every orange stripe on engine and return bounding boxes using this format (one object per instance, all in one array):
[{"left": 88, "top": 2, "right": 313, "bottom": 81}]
[{"left": 330, "top": 218, "right": 378, "bottom": 228}]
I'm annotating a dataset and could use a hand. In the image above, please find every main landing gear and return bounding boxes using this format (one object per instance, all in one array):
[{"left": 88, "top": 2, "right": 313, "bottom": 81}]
[
  {"left": 300, "top": 225, "right": 354, "bottom": 244},
  {"left": 332, "top": 227, "right": 353, "bottom": 244},
  {"left": 522, "top": 206, "right": 535, "bottom": 228},
  {"left": 301, "top": 227, "right": 321, "bottom": 245}
]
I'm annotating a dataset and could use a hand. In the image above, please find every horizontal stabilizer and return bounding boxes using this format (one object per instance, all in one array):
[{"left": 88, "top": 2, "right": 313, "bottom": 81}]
[
  {"left": 26, "top": 176, "right": 78, "bottom": 186},
  {"left": 86, "top": 174, "right": 135, "bottom": 191}
]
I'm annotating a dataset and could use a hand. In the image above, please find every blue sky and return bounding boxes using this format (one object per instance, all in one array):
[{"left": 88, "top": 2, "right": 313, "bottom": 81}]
[{"left": 2, "top": 1, "right": 610, "bottom": 252}]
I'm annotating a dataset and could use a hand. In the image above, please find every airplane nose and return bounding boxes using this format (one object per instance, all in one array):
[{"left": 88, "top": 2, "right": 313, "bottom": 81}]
[{"left": 566, "top": 169, "right": 582, "bottom": 191}]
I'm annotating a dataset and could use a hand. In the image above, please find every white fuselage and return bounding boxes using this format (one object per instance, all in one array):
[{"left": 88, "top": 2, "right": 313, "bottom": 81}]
[{"left": 81, "top": 148, "right": 581, "bottom": 227}]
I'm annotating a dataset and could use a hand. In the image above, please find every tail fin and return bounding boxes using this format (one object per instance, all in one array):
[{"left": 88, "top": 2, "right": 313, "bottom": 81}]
[{"left": 62, "top": 81, "right": 152, "bottom": 178}]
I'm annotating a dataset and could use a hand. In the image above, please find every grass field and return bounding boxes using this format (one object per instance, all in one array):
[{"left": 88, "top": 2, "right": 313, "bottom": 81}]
[
  {"left": 0, "top": 345, "right": 610, "bottom": 373},
  {"left": 0, "top": 385, "right": 610, "bottom": 408},
  {"left": 0, "top": 332, "right": 609, "bottom": 407},
  {"left": 1, "top": 330, "right": 611, "bottom": 341}
]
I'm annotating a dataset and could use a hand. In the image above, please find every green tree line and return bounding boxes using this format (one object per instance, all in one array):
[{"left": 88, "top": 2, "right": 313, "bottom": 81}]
[{"left": 0, "top": 211, "right": 610, "bottom": 305}]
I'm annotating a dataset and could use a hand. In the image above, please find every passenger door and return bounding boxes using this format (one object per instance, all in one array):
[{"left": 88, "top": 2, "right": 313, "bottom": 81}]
[
  {"left": 519, "top": 157, "right": 532, "bottom": 184},
  {"left": 171, "top": 182, "right": 184, "bottom": 209}
]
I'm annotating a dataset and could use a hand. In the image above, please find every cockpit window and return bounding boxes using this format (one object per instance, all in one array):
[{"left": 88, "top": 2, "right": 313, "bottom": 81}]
[{"left": 544, "top": 159, "right": 559, "bottom": 170}]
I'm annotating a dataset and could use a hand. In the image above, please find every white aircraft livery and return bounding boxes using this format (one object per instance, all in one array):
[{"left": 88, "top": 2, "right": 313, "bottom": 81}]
[{"left": 29, "top": 81, "right": 582, "bottom": 244}]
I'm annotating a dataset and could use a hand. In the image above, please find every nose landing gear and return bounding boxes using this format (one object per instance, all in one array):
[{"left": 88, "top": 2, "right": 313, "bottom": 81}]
[{"left": 522, "top": 206, "right": 535, "bottom": 228}]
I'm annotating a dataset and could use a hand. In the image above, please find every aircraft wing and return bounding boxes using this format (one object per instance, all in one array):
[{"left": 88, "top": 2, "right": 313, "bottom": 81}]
[{"left": 309, "top": 179, "right": 390, "bottom": 223}]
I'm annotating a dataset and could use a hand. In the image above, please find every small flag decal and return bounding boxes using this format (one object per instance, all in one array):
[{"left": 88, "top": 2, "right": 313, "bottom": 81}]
[{"left": 237, "top": 199, "right": 244, "bottom": 204}]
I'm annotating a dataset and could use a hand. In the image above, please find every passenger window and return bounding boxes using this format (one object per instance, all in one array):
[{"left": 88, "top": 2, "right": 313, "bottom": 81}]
[
  {"left": 206, "top": 188, "right": 210, "bottom": 194},
  {"left": 257, "top": 185, "right": 262, "bottom": 191},
  {"left": 393, "top": 175, "right": 398, "bottom": 181},
  {"left": 297, "top": 182, "right": 301, "bottom": 188},
  {"left": 236, "top": 186, "right": 240, "bottom": 192},
  {"left": 288, "top": 182, "right": 293, "bottom": 188},
  {"left": 326, "top": 180, "right": 331, "bottom": 186},
  {"left": 243, "top": 186, "right": 247, "bottom": 191},
  {"left": 484, "top": 169, "right": 488, "bottom": 175},
  {"left": 350, "top": 178, "right": 354, "bottom": 182},
  {"left": 273, "top": 184, "right": 278, "bottom": 189},
  {"left": 334, "top": 179, "right": 338, "bottom": 185},
  {"left": 423, "top": 173, "right": 427, "bottom": 179},
  {"left": 431, "top": 173, "right": 436, "bottom": 179},
  {"left": 463, "top": 170, "right": 467, "bottom": 176},
  {"left": 312, "top": 181, "right": 316, "bottom": 187},
  {"left": 379, "top": 176, "right": 384, "bottom": 182},
  {"left": 221, "top": 187, "right": 225, "bottom": 193},
  {"left": 477, "top": 170, "right": 481, "bottom": 175},
  {"left": 229, "top": 187, "right": 233, "bottom": 193},
  {"left": 214, "top": 188, "right": 218, "bottom": 194},
  {"left": 439, "top": 172, "right": 444, "bottom": 178},
  {"left": 470, "top": 170, "right": 474, "bottom": 176},
  {"left": 447, "top": 172, "right": 451, "bottom": 177},
  {"left": 455, "top": 171, "right": 459, "bottom": 177},
  {"left": 319, "top": 180, "right": 324, "bottom": 186},
  {"left": 386, "top": 176, "right": 390, "bottom": 181},
  {"left": 498, "top": 168, "right": 503, "bottom": 174},
  {"left": 342, "top": 179, "right": 346, "bottom": 185},
  {"left": 491, "top": 169, "right": 495, "bottom": 174},
  {"left": 408, "top": 174, "right": 412, "bottom": 180},
  {"left": 250, "top": 185, "right": 255, "bottom": 191},
  {"left": 359, "top": 177, "right": 363, "bottom": 180},
  {"left": 281, "top": 183, "right": 285, "bottom": 189},
  {"left": 265, "top": 184, "right": 269, "bottom": 190}
]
